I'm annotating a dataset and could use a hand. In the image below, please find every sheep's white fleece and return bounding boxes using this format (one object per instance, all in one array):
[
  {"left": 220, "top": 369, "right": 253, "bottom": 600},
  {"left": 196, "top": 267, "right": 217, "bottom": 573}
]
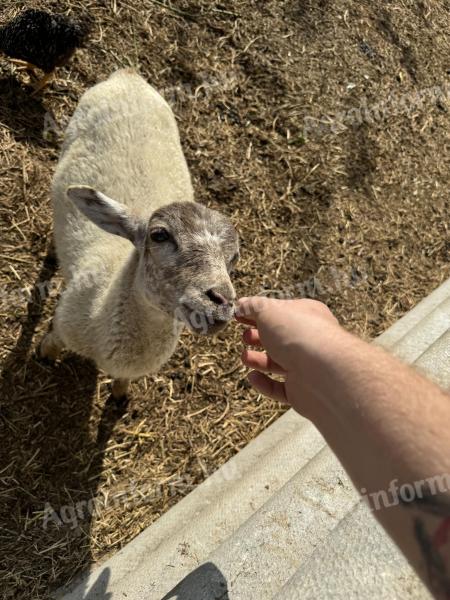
[{"left": 51, "top": 69, "right": 192, "bottom": 379}]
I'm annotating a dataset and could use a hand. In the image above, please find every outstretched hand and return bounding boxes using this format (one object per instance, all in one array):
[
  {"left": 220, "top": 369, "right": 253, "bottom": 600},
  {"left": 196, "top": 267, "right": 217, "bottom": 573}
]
[{"left": 235, "top": 296, "right": 341, "bottom": 412}]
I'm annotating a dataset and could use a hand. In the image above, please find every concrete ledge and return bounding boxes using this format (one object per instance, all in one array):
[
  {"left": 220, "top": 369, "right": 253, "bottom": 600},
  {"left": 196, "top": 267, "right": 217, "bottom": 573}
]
[
  {"left": 278, "top": 502, "right": 431, "bottom": 599},
  {"left": 173, "top": 448, "right": 358, "bottom": 600},
  {"left": 375, "top": 277, "right": 450, "bottom": 349},
  {"left": 415, "top": 328, "right": 450, "bottom": 388}
]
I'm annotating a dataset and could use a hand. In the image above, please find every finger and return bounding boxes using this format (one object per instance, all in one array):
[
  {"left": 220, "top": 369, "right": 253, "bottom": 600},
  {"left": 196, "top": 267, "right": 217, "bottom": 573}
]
[
  {"left": 242, "top": 349, "right": 286, "bottom": 375},
  {"left": 235, "top": 314, "right": 256, "bottom": 326},
  {"left": 235, "top": 296, "right": 271, "bottom": 322},
  {"left": 248, "top": 371, "right": 287, "bottom": 403},
  {"left": 242, "top": 328, "right": 262, "bottom": 346}
]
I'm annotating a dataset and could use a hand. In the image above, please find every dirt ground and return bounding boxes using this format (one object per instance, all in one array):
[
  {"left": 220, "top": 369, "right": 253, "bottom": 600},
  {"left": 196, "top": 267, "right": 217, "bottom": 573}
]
[{"left": 0, "top": 0, "right": 449, "bottom": 597}]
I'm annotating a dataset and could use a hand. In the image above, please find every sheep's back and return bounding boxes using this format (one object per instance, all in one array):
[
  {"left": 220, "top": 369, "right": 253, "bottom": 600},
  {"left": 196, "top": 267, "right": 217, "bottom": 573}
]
[{"left": 52, "top": 69, "right": 194, "bottom": 278}]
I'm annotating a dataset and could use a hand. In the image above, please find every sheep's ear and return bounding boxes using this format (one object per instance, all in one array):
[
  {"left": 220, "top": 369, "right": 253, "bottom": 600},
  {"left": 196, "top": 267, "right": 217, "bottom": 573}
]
[{"left": 67, "top": 186, "right": 146, "bottom": 247}]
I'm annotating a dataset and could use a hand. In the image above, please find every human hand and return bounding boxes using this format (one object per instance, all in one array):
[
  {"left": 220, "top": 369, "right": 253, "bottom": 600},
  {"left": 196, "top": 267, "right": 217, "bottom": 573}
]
[{"left": 235, "top": 296, "right": 344, "bottom": 418}]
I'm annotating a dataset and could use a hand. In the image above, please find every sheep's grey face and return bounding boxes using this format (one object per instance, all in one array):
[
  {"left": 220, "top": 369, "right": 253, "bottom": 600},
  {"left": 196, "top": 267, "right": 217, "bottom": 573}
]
[{"left": 140, "top": 202, "right": 239, "bottom": 335}]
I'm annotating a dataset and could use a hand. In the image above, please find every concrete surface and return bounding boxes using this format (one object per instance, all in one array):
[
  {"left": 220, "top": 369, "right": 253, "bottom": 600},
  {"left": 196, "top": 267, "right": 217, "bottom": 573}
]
[
  {"left": 375, "top": 276, "right": 450, "bottom": 349},
  {"left": 278, "top": 502, "right": 430, "bottom": 600}
]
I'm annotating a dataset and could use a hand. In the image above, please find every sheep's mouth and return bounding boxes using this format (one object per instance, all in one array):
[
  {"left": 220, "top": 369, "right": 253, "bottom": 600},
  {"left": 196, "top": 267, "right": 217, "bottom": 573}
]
[
  {"left": 179, "top": 303, "right": 233, "bottom": 336},
  {"left": 201, "top": 318, "right": 229, "bottom": 335}
]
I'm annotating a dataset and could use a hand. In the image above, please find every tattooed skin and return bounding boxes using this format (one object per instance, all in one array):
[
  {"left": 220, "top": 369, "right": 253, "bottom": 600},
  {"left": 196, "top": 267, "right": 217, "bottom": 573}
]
[{"left": 400, "top": 487, "right": 450, "bottom": 598}]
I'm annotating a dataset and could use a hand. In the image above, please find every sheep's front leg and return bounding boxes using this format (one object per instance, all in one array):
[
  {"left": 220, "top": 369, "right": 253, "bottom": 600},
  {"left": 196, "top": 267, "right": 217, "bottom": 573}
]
[
  {"left": 111, "top": 378, "right": 129, "bottom": 401},
  {"left": 40, "top": 329, "right": 64, "bottom": 362}
]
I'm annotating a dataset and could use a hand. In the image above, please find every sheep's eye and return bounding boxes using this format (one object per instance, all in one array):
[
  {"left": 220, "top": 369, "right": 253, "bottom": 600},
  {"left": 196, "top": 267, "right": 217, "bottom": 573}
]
[{"left": 150, "top": 228, "right": 171, "bottom": 243}]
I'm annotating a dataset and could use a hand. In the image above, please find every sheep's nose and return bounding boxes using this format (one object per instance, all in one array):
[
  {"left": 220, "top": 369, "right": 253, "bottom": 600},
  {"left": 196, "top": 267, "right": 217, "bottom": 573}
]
[{"left": 206, "top": 288, "right": 231, "bottom": 306}]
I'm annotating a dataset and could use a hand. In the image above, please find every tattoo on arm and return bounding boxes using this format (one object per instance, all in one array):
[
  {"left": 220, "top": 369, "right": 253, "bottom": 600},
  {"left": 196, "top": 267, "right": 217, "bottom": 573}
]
[{"left": 401, "top": 487, "right": 450, "bottom": 598}]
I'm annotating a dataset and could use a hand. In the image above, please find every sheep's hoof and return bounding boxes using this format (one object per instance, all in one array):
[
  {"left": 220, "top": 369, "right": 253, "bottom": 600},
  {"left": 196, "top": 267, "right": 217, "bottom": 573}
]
[
  {"left": 46, "top": 241, "right": 58, "bottom": 265},
  {"left": 111, "top": 395, "right": 130, "bottom": 414},
  {"left": 111, "top": 379, "right": 130, "bottom": 402},
  {"left": 39, "top": 332, "right": 63, "bottom": 362}
]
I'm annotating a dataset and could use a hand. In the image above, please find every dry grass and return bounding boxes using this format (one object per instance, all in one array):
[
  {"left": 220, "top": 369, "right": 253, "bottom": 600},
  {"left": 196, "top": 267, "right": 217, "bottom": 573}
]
[{"left": 0, "top": 0, "right": 449, "bottom": 597}]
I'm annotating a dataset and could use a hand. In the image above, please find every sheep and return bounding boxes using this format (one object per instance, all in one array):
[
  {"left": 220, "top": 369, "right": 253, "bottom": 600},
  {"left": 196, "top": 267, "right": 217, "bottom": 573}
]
[{"left": 40, "top": 68, "right": 239, "bottom": 399}]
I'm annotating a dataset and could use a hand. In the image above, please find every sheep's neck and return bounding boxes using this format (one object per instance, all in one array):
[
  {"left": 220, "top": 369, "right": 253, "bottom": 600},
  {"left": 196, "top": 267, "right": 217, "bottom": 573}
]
[
  {"left": 113, "top": 251, "right": 175, "bottom": 330},
  {"left": 101, "top": 250, "right": 181, "bottom": 376}
]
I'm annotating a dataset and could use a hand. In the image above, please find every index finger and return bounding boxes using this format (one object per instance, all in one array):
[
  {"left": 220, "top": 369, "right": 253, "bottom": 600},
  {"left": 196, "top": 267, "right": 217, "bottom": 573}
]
[
  {"left": 235, "top": 296, "right": 272, "bottom": 322},
  {"left": 235, "top": 315, "right": 256, "bottom": 326}
]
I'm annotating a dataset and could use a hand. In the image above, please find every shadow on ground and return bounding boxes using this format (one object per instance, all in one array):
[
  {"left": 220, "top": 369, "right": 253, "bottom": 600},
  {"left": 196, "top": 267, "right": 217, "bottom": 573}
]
[
  {"left": 286, "top": 0, "right": 332, "bottom": 36},
  {"left": 0, "top": 76, "right": 48, "bottom": 144},
  {"left": 62, "top": 568, "right": 113, "bottom": 600},
  {"left": 377, "top": 8, "right": 419, "bottom": 82},
  {"left": 161, "top": 562, "right": 229, "bottom": 600},
  {"left": 61, "top": 562, "right": 229, "bottom": 600},
  {"left": 0, "top": 251, "right": 126, "bottom": 595}
]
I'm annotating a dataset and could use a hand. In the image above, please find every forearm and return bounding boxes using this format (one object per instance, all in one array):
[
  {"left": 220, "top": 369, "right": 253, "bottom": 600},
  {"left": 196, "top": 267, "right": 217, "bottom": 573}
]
[{"left": 306, "top": 331, "right": 450, "bottom": 598}]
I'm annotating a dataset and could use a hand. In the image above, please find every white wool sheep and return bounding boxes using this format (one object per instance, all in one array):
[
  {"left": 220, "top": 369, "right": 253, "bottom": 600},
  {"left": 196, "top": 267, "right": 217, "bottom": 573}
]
[{"left": 41, "top": 69, "right": 239, "bottom": 398}]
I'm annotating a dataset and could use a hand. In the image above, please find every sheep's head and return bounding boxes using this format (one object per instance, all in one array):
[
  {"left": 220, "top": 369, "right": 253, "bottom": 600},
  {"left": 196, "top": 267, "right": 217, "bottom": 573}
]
[
  {"left": 142, "top": 202, "right": 239, "bottom": 334},
  {"left": 67, "top": 186, "right": 239, "bottom": 336}
]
